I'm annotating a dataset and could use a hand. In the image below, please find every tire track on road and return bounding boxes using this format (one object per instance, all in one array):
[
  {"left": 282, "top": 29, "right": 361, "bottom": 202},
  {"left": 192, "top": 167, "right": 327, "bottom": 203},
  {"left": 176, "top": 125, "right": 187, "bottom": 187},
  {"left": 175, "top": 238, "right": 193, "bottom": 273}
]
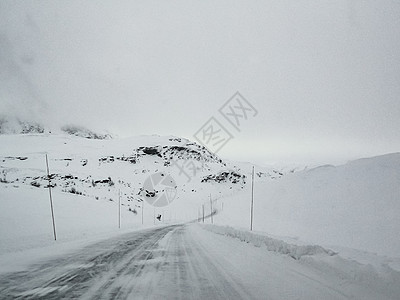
[{"left": 0, "top": 225, "right": 180, "bottom": 299}]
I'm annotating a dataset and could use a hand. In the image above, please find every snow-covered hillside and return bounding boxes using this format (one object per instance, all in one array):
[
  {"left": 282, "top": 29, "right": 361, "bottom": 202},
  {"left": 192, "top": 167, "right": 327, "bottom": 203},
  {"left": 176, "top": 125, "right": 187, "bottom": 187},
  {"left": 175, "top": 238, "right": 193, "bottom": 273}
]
[
  {"left": 0, "top": 132, "right": 271, "bottom": 255},
  {"left": 1, "top": 132, "right": 399, "bottom": 270},
  {"left": 216, "top": 153, "right": 400, "bottom": 258},
  {"left": 0, "top": 133, "right": 248, "bottom": 210}
]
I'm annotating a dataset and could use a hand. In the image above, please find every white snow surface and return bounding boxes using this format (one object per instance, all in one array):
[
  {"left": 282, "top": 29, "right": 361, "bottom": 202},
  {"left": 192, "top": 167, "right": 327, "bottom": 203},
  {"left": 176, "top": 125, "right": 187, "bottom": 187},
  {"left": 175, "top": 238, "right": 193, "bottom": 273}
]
[
  {"left": 0, "top": 133, "right": 248, "bottom": 262},
  {"left": 214, "top": 153, "right": 400, "bottom": 258},
  {"left": 199, "top": 224, "right": 400, "bottom": 300},
  {"left": 1, "top": 224, "right": 400, "bottom": 299},
  {"left": 1, "top": 133, "right": 400, "bottom": 298}
]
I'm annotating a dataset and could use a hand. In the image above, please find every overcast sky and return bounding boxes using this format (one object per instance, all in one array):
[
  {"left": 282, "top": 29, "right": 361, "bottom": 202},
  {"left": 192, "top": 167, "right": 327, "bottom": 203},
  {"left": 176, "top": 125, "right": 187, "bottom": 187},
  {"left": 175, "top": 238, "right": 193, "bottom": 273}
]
[{"left": 1, "top": 1, "right": 399, "bottom": 165}]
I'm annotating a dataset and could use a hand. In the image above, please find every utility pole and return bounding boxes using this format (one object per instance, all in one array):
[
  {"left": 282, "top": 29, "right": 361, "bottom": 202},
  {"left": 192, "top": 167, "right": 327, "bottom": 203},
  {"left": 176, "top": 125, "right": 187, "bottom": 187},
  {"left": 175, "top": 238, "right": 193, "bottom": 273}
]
[
  {"left": 153, "top": 206, "right": 156, "bottom": 225},
  {"left": 141, "top": 200, "right": 144, "bottom": 225},
  {"left": 202, "top": 204, "right": 205, "bottom": 223},
  {"left": 118, "top": 189, "right": 121, "bottom": 229},
  {"left": 45, "top": 154, "right": 57, "bottom": 241},
  {"left": 210, "top": 194, "right": 213, "bottom": 224},
  {"left": 250, "top": 165, "right": 255, "bottom": 231}
]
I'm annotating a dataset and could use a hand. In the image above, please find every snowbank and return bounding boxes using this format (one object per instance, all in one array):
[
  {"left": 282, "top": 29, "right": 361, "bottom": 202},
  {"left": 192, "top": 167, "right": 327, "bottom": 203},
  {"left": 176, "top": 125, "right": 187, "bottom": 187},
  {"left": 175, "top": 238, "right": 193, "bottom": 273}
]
[
  {"left": 201, "top": 224, "right": 400, "bottom": 299},
  {"left": 202, "top": 224, "right": 336, "bottom": 260}
]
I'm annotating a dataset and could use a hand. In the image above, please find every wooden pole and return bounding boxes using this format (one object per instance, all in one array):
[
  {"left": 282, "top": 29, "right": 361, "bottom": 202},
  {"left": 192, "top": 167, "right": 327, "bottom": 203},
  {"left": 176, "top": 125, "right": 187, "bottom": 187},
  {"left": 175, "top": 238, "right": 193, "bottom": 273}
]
[
  {"left": 45, "top": 154, "right": 57, "bottom": 241},
  {"left": 210, "top": 194, "right": 213, "bottom": 224},
  {"left": 118, "top": 189, "right": 121, "bottom": 229},
  {"left": 250, "top": 165, "right": 255, "bottom": 231},
  {"left": 141, "top": 200, "right": 144, "bottom": 225}
]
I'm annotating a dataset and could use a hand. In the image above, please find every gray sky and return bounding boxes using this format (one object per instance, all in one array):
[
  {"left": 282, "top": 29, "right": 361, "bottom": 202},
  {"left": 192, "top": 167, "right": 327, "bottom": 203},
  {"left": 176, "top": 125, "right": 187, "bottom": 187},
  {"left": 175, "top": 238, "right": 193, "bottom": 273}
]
[{"left": 1, "top": 0, "right": 399, "bottom": 165}]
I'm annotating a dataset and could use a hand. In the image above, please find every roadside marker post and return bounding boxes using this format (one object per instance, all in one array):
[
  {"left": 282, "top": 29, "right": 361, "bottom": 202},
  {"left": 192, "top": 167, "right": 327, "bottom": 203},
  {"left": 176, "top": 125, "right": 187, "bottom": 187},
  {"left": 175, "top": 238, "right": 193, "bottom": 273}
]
[
  {"left": 210, "top": 194, "right": 213, "bottom": 224},
  {"left": 141, "top": 200, "right": 144, "bottom": 225},
  {"left": 250, "top": 166, "right": 255, "bottom": 231},
  {"left": 45, "top": 154, "right": 57, "bottom": 241},
  {"left": 118, "top": 189, "right": 121, "bottom": 229}
]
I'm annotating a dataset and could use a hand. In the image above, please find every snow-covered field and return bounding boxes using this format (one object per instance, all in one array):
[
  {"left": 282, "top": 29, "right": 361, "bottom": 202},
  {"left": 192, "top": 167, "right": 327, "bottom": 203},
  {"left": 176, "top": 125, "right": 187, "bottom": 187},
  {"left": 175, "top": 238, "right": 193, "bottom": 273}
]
[
  {"left": 0, "top": 133, "right": 249, "bottom": 270},
  {"left": 214, "top": 153, "right": 400, "bottom": 257},
  {"left": 1, "top": 133, "right": 400, "bottom": 298}
]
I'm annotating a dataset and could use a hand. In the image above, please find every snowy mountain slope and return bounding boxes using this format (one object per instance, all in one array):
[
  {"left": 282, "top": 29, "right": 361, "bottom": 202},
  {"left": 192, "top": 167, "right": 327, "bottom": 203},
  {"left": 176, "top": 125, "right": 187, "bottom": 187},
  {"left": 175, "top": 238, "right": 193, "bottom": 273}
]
[
  {"left": 0, "top": 133, "right": 245, "bottom": 205},
  {"left": 0, "top": 115, "right": 45, "bottom": 134},
  {"left": 0, "top": 132, "right": 289, "bottom": 213},
  {"left": 0, "top": 115, "right": 113, "bottom": 139},
  {"left": 215, "top": 153, "right": 400, "bottom": 258},
  {"left": 0, "top": 132, "right": 296, "bottom": 256}
]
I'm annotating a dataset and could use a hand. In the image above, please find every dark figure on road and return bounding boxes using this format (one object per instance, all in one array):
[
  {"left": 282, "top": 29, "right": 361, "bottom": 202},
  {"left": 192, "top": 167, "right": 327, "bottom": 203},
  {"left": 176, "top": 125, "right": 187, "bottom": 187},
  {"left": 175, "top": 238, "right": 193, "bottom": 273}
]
[{"left": 156, "top": 214, "right": 162, "bottom": 221}]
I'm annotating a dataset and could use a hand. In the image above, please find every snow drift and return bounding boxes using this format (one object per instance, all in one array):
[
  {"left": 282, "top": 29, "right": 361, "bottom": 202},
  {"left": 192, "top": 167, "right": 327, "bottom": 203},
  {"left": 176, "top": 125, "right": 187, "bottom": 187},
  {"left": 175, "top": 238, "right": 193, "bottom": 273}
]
[{"left": 216, "top": 153, "right": 400, "bottom": 257}]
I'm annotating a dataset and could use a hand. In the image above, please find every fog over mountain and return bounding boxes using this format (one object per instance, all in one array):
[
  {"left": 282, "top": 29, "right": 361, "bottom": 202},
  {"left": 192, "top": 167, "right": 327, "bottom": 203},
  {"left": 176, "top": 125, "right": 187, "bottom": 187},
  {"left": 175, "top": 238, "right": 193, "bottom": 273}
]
[{"left": 1, "top": 1, "right": 399, "bottom": 165}]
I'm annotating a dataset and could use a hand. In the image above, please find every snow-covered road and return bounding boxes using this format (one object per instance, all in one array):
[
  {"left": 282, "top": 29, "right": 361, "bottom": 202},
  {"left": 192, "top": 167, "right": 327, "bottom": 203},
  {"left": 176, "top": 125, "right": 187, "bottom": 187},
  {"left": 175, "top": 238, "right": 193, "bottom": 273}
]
[{"left": 0, "top": 224, "right": 395, "bottom": 299}]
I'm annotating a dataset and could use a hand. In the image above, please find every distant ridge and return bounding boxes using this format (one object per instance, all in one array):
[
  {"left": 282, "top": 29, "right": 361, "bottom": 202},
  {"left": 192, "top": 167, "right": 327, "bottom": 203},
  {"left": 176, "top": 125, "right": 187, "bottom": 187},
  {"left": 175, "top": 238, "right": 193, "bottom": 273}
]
[{"left": 0, "top": 115, "right": 112, "bottom": 140}]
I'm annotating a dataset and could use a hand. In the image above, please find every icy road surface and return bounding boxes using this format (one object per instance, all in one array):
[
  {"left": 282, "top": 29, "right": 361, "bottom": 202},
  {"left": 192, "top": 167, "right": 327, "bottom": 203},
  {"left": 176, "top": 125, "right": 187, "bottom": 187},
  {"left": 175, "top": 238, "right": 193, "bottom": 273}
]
[{"left": 0, "top": 224, "right": 392, "bottom": 299}]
